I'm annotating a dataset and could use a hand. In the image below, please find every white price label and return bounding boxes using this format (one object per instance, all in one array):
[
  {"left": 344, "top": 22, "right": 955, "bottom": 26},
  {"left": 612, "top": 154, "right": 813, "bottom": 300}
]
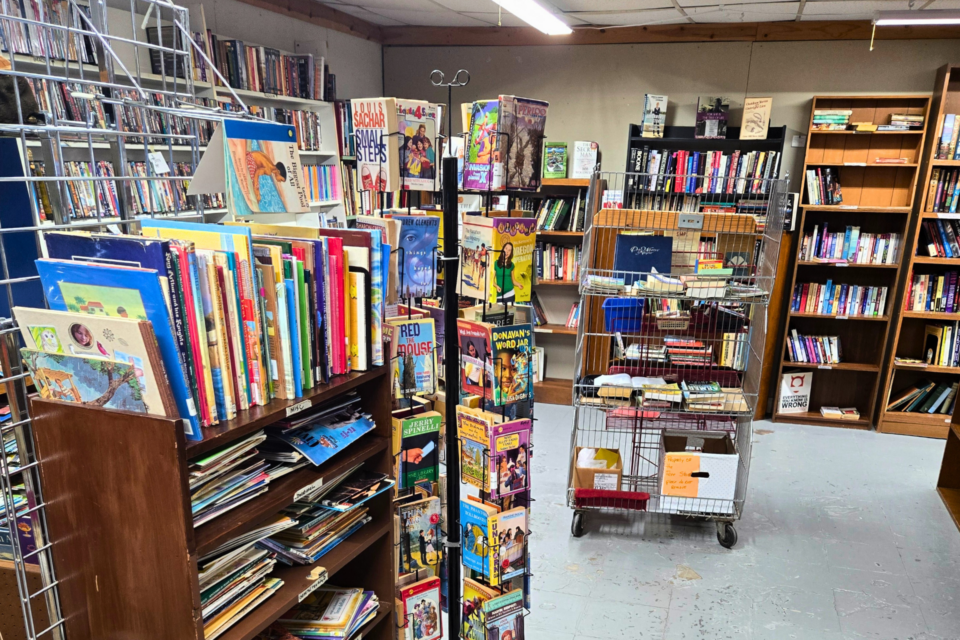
[
  {"left": 818, "top": 365, "right": 832, "bottom": 370},
  {"left": 293, "top": 477, "right": 324, "bottom": 502},
  {"left": 844, "top": 162, "right": 867, "bottom": 167},
  {"left": 298, "top": 577, "right": 325, "bottom": 603},
  {"left": 678, "top": 214, "right": 704, "bottom": 230},
  {"left": 839, "top": 205, "right": 858, "bottom": 210},
  {"left": 286, "top": 399, "right": 313, "bottom": 417},
  {"left": 148, "top": 151, "right": 171, "bottom": 175},
  {"left": 937, "top": 212, "right": 960, "bottom": 219},
  {"left": 837, "top": 315, "right": 848, "bottom": 320},
  {"left": 835, "top": 263, "right": 848, "bottom": 267},
  {"left": 593, "top": 472, "right": 618, "bottom": 491}
]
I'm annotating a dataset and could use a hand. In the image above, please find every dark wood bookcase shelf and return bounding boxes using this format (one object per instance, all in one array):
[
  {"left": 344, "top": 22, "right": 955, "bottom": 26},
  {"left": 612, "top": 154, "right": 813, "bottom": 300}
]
[
  {"left": 30, "top": 366, "right": 395, "bottom": 640},
  {"left": 772, "top": 95, "right": 932, "bottom": 430},
  {"left": 878, "top": 66, "right": 960, "bottom": 438}
]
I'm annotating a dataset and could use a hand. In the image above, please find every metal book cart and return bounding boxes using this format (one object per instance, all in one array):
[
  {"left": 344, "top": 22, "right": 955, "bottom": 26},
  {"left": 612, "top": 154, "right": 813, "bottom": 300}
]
[{"left": 568, "top": 170, "right": 788, "bottom": 547}]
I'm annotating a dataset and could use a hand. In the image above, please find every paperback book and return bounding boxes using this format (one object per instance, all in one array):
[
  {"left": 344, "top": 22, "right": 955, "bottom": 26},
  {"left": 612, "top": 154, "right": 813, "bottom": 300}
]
[
  {"left": 464, "top": 100, "right": 502, "bottom": 191},
  {"left": 398, "top": 496, "right": 442, "bottom": 572},
  {"left": 397, "top": 99, "right": 440, "bottom": 191},
  {"left": 394, "top": 214, "right": 440, "bottom": 298},
  {"left": 543, "top": 142, "right": 566, "bottom": 179},
  {"left": 490, "top": 324, "right": 533, "bottom": 405},
  {"left": 641, "top": 94, "right": 668, "bottom": 138},
  {"left": 499, "top": 95, "right": 549, "bottom": 191},
  {"left": 351, "top": 97, "right": 400, "bottom": 192},
  {"left": 393, "top": 411, "right": 441, "bottom": 490}
]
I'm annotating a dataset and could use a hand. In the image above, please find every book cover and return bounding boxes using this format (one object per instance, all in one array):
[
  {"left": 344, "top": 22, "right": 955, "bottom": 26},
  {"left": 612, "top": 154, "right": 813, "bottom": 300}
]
[
  {"left": 395, "top": 411, "right": 441, "bottom": 490},
  {"left": 397, "top": 497, "right": 442, "bottom": 573},
  {"left": 271, "top": 415, "right": 375, "bottom": 466},
  {"left": 458, "top": 319, "right": 494, "bottom": 397},
  {"left": 696, "top": 96, "right": 730, "bottom": 139},
  {"left": 351, "top": 97, "right": 400, "bottom": 192},
  {"left": 741, "top": 97, "right": 773, "bottom": 140},
  {"left": 35, "top": 259, "right": 201, "bottom": 438},
  {"left": 399, "top": 576, "right": 442, "bottom": 640},
  {"left": 490, "top": 324, "right": 533, "bottom": 406},
  {"left": 571, "top": 140, "right": 599, "bottom": 180},
  {"left": 457, "top": 406, "right": 497, "bottom": 492},
  {"left": 14, "top": 307, "right": 176, "bottom": 418},
  {"left": 612, "top": 234, "right": 673, "bottom": 285},
  {"left": 222, "top": 119, "right": 310, "bottom": 215},
  {"left": 393, "top": 215, "right": 440, "bottom": 299},
  {"left": 483, "top": 589, "right": 524, "bottom": 640},
  {"left": 389, "top": 317, "right": 437, "bottom": 398},
  {"left": 397, "top": 99, "right": 440, "bottom": 191},
  {"left": 491, "top": 419, "right": 531, "bottom": 500},
  {"left": 464, "top": 100, "right": 502, "bottom": 191},
  {"left": 461, "top": 499, "right": 498, "bottom": 577},
  {"left": 487, "top": 218, "right": 536, "bottom": 305},
  {"left": 490, "top": 507, "right": 527, "bottom": 585},
  {"left": 461, "top": 221, "right": 495, "bottom": 300},
  {"left": 543, "top": 142, "right": 566, "bottom": 179},
  {"left": 499, "top": 95, "right": 549, "bottom": 191},
  {"left": 777, "top": 372, "right": 812, "bottom": 414},
  {"left": 641, "top": 94, "right": 668, "bottom": 138},
  {"left": 319, "top": 470, "right": 394, "bottom": 512},
  {"left": 462, "top": 578, "right": 500, "bottom": 640}
]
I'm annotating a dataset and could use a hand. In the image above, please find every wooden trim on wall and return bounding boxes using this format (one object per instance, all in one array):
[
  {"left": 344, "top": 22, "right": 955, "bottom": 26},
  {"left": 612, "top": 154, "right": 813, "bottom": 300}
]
[
  {"left": 232, "top": 0, "right": 382, "bottom": 43},
  {"left": 380, "top": 20, "right": 960, "bottom": 47}
]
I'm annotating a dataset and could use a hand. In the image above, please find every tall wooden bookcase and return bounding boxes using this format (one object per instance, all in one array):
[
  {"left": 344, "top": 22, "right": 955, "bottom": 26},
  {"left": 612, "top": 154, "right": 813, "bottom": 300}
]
[
  {"left": 772, "top": 95, "right": 932, "bottom": 429},
  {"left": 29, "top": 368, "right": 395, "bottom": 640},
  {"left": 938, "top": 400, "right": 960, "bottom": 531},
  {"left": 878, "top": 66, "right": 960, "bottom": 438}
]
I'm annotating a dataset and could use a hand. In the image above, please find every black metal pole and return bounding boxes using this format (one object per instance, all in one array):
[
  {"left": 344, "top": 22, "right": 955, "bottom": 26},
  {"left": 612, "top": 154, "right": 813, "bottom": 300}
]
[{"left": 442, "top": 153, "right": 461, "bottom": 637}]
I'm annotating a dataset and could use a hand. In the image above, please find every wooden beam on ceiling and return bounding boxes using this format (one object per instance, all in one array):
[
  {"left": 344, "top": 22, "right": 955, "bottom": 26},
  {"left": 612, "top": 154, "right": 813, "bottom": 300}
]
[
  {"left": 380, "top": 20, "right": 960, "bottom": 47},
  {"left": 232, "top": 0, "right": 382, "bottom": 43}
]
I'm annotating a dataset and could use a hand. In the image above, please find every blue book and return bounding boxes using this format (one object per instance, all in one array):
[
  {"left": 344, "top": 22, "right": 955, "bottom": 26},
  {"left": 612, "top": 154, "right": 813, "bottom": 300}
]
[
  {"left": 841, "top": 227, "right": 852, "bottom": 261},
  {"left": 364, "top": 228, "right": 384, "bottom": 367},
  {"left": 824, "top": 280, "right": 833, "bottom": 314},
  {"left": 286, "top": 279, "right": 303, "bottom": 398},
  {"left": 272, "top": 415, "right": 376, "bottom": 466},
  {"left": 612, "top": 234, "right": 673, "bottom": 286},
  {"left": 393, "top": 215, "right": 440, "bottom": 299},
  {"left": 461, "top": 499, "right": 496, "bottom": 578},
  {"left": 938, "top": 221, "right": 955, "bottom": 258},
  {"left": 35, "top": 259, "right": 202, "bottom": 439},
  {"left": 44, "top": 232, "right": 170, "bottom": 274}
]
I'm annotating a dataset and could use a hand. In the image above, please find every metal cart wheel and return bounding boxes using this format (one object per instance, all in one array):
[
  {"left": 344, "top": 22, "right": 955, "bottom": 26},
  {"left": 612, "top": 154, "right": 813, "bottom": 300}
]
[
  {"left": 717, "top": 522, "right": 738, "bottom": 548},
  {"left": 571, "top": 511, "right": 585, "bottom": 537}
]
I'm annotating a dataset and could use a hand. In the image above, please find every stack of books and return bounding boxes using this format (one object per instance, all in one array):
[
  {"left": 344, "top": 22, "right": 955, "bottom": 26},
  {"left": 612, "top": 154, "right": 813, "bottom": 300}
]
[
  {"left": 799, "top": 224, "right": 900, "bottom": 265},
  {"left": 820, "top": 406, "right": 861, "bottom": 420},
  {"left": 906, "top": 272, "right": 960, "bottom": 313},
  {"left": 277, "top": 588, "right": 380, "bottom": 638},
  {"left": 625, "top": 342, "right": 668, "bottom": 363},
  {"left": 811, "top": 109, "right": 851, "bottom": 131},
  {"left": 199, "top": 546, "right": 284, "bottom": 639},
  {"left": 924, "top": 168, "right": 960, "bottom": 214},
  {"left": 189, "top": 431, "right": 274, "bottom": 526},
  {"left": 887, "top": 380, "right": 959, "bottom": 415},
  {"left": 665, "top": 336, "right": 714, "bottom": 366},
  {"left": 791, "top": 281, "right": 888, "bottom": 318},
  {"left": 936, "top": 114, "right": 960, "bottom": 160},
  {"left": 680, "top": 380, "right": 726, "bottom": 411},
  {"left": 885, "top": 113, "right": 925, "bottom": 131},
  {"left": 786, "top": 330, "right": 841, "bottom": 364},
  {"left": 804, "top": 168, "right": 843, "bottom": 205}
]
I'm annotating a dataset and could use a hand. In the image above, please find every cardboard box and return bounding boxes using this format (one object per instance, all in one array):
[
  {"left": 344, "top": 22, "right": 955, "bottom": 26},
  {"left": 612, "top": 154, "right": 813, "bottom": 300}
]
[
  {"left": 659, "top": 433, "right": 737, "bottom": 515},
  {"left": 572, "top": 446, "right": 623, "bottom": 491}
]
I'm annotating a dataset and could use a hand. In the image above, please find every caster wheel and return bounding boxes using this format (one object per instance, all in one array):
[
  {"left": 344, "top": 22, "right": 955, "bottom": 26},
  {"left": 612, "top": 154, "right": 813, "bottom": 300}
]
[
  {"left": 717, "top": 522, "right": 737, "bottom": 548},
  {"left": 571, "top": 512, "right": 585, "bottom": 538}
]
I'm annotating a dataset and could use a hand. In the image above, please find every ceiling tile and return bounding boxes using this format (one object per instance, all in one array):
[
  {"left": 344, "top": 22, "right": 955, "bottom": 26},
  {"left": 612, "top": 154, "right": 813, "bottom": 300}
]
[
  {"left": 679, "top": 0, "right": 797, "bottom": 7},
  {"left": 567, "top": 7, "right": 687, "bottom": 25},
  {"left": 323, "top": 0, "right": 439, "bottom": 9},
  {"left": 324, "top": 3, "right": 408, "bottom": 24},
  {"left": 687, "top": 2, "right": 800, "bottom": 21},
  {"left": 552, "top": 0, "right": 675, "bottom": 10},
  {"left": 367, "top": 7, "right": 494, "bottom": 25},
  {"left": 799, "top": 0, "right": 916, "bottom": 18},
  {"left": 459, "top": 11, "right": 536, "bottom": 26}
]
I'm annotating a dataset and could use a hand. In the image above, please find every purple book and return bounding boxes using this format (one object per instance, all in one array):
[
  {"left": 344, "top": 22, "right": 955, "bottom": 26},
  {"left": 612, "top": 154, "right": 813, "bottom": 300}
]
[{"left": 489, "top": 418, "right": 531, "bottom": 500}]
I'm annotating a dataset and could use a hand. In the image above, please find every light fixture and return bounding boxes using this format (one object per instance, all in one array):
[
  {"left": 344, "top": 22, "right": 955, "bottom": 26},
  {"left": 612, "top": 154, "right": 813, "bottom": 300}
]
[
  {"left": 873, "top": 9, "right": 960, "bottom": 25},
  {"left": 492, "top": 0, "right": 573, "bottom": 35}
]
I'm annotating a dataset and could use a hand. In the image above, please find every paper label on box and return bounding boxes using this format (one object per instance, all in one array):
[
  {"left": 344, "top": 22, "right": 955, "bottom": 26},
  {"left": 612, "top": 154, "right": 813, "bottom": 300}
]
[
  {"left": 662, "top": 453, "right": 700, "bottom": 497},
  {"left": 593, "top": 472, "right": 618, "bottom": 490}
]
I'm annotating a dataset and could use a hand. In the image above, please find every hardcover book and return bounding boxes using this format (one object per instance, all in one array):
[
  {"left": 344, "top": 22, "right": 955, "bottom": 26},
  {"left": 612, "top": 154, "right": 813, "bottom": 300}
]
[
  {"left": 222, "top": 119, "right": 310, "bottom": 215},
  {"left": 543, "top": 142, "right": 567, "bottom": 179},
  {"left": 499, "top": 95, "right": 549, "bottom": 191},
  {"left": 696, "top": 96, "right": 730, "bottom": 139},
  {"left": 641, "top": 94, "right": 668, "bottom": 138},
  {"left": 351, "top": 97, "right": 400, "bottom": 192},
  {"left": 393, "top": 214, "right": 440, "bottom": 299},
  {"left": 464, "top": 100, "right": 502, "bottom": 191},
  {"left": 613, "top": 233, "right": 673, "bottom": 285},
  {"left": 397, "top": 496, "right": 442, "bottom": 572},
  {"left": 571, "top": 141, "right": 599, "bottom": 179}
]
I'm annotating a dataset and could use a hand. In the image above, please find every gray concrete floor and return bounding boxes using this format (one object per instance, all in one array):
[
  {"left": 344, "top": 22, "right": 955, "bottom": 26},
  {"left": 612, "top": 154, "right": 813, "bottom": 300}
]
[{"left": 526, "top": 404, "right": 960, "bottom": 640}]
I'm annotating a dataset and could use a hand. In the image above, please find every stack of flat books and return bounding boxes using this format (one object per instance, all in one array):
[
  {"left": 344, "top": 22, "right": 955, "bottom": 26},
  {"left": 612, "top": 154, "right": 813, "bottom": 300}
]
[{"left": 278, "top": 587, "right": 380, "bottom": 639}]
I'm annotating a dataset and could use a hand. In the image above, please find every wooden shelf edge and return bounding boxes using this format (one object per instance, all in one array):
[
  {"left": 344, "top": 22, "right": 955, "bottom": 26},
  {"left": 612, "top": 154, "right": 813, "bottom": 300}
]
[
  {"left": 771, "top": 411, "right": 871, "bottom": 429},
  {"left": 214, "top": 520, "right": 392, "bottom": 640},
  {"left": 796, "top": 261, "right": 898, "bottom": 269},
  {"left": 542, "top": 178, "right": 590, "bottom": 187},
  {"left": 186, "top": 367, "right": 388, "bottom": 457},
  {"left": 800, "top": 205, "right": 912, "bottom": 213},
  {"left": 878, "top": 413, "right": 952, "bottom": 439},
  {"left": 194, "top": 436, "right": 389, "bottom": 556},
  {"left": 781, "top": 361, "right": 879, "bottom": 372},
  {"left": 893, "top": 362, "right": 960, "bottom": 374},
  {"left": 789, "top": 312, "right": 890, "bottom": 322},
  {"left": 534, "top": 324, "right": 578, "bottom": 336},
  {"left": 902, "top": 311, "right": 960, "bottom": 320}
]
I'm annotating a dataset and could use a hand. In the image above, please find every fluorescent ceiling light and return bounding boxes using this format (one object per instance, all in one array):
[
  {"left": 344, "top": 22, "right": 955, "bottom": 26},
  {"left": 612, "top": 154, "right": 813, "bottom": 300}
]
[
  {"left": 874, "top": 10, "right": 960, "bottom": 25},
  {"left": 492, "top": 0, "right": 573, "bottom": 35}
]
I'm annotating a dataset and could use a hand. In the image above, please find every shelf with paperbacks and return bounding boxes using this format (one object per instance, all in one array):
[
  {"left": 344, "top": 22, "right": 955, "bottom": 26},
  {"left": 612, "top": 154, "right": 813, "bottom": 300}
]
[
  {"left": 534, "top": 323, "right": 577, "bottom": 336},
  {"left": 878, "top": 71, "right": 960, "bottom": 438},
  {"left": 773, "top": 94, "right": 931, "bottom": 430},
  {"left": 29, "top": 365, "right": 396, "bottom": 640}
]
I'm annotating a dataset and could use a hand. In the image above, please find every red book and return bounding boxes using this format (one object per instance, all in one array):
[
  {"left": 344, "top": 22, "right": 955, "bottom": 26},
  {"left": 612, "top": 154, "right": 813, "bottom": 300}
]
[
  {"left": 800, "top": 283, "right": 809, "bottom": 313},
  {"left": 172, "top": 243, "right": 210, "bottom": 426}
]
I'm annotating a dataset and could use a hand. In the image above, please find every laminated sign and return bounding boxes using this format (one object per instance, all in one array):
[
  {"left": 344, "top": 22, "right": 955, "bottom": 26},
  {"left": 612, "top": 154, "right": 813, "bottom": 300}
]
[{"left": 777, "top": 371, "right": 811, "bottom": 414}]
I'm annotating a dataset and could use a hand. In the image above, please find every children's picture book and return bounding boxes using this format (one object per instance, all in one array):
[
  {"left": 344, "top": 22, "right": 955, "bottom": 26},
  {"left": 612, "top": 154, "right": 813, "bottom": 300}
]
[
  {"left": 456, "top": 406, "right": 497, "bottom": 491},
  {"left": 695, "top": 96, "right": 731, "bottom": 139},
  {"left": 488, "top": 218, "right": 536, "bottom": 305},
  {"left": 457, "top": 320, "right": 493, "bottom": 397},
  {"left": 398, "top": 496, "right": 442, "bottom": 572},
  {"left": 571, "top": 141, "right": 599, "bottom": 179},
  {"left": 543, "top": 142, "right": 566, "bottom": 179},
  {"left": 394, "top": 411, "right": 441, "bottom": 490},
  {"left": 499, "top": 95, "right": 549, "bottom": 191},
  {"left": 741, "top": 97, "right": 773, "bottom": 140},
  {"left": 397, "top": 100, "right": 440, "bottom": 191},
  {"left": 222, "top": 119, "right": 310, "bottom": 215},
  {"left": 319, "top": 470, "right": 395, "bottom": 512},
  {"left": 641, "top": 94, "right": 668, "bottom": 138},
  {"left": 491, "top": 419, "right": 531, "bottom": 499},
  {"left": 778, "top": 371, "right": 812, "bottom": 414},
  {"left": 14, "top": 307, "right": 176, "bottom": 418},
  {"left": 491, "top": 507, "right": 527, "bottom": 584},
  {"left": 613, "top": 234, "right": 674, "bottom": 285},
  {"left": 21, "top": 348, "right": 149, "bottom": 414},
  {"left": 490, "top": 324, "right": 533, "bottom": 405},
  {"left": 462, "top": 578, "right": 501, "bottom": 640},
  {"left": 389, "top": 318, "right": 437, "bottom": 398},
  {"left": 464, "top": 100, "right": 501, "bottom": 191},
  {"left": 272, "top": 415, "right": 376, "bottom": 466},
  {"left": 483, "top": 589, "right": 524, "bottom": 640},
  {"left": 394, "top": 215, "right": 440, "bottom": 299},
  {"left": 352, "top": 97, "right": 400, "bottom": 192},
  {"left": 399, "top": 576, "right": 442, "bottom": 640},
  {"left": 460, "top": 499, "right": 499, "bottom": 578}
]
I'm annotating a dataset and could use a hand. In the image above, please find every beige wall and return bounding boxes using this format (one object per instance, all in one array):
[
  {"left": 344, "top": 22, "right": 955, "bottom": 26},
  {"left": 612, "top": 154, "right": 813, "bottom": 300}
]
[{"left": 383, "top": 39, "right": 958, "bottom": 191}]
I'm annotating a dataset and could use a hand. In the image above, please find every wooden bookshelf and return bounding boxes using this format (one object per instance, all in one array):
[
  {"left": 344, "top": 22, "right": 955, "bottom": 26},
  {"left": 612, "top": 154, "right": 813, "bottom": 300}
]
[
  {"left": 877, "top": 67, "right": 960, "bottom": 438},
  {"left": 533, "top": 377, "right": 574, "bottom": 405},
  {"left": 29, "top": 366, "right": 395, "bottom": 640},
  {"left": 937, "top": 404, "right": 960, "bottom": 532},
  {"left": 772, "top": 95, "right": 932, "bottom": 429}
]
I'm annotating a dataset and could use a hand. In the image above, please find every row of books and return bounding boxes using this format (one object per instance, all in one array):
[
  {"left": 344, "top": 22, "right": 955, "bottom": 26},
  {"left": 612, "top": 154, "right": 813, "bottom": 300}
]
[
  {"left": 535, "top": 243, "right": 580, "bottom": 283},
  {"left": 887, "top": 380, "right": 959, "bottom": 415},
  {"left": 799, "top": 224, "right": 900, "bottom": 264},
  {"left": 129, "top": 162, "right": 225, "bottom": 216},
  {"left": 791, "top": 281, "right": 889, "bottom": 317},
  {"left": 115, "top": 90, "right": 219, "bottom": 146},
  {"left": 925, "top": 168, "right": 960, "bottom": 214},
  {"left": 921, "top": 322, "right": 960, "bottom": 368},
  {"left": 906, "top": 271, "right": 960, "bottom": 313},
  {"left": 302, "top": 164, "right": 341, "bottom": 203},
  {"left": 534, "top": 196, "right": 586, "bottom": 232},
  {"left": 28, "top": 78, "right": 107, "bottom": 128},
  {"left": 627, "top": 147, "right": 782, "bottom": 196},
  {"left": 252, "top": 105, "right": 324, "bottom": 152},
  {"left": 786, "top": 330, "right": 842, "bottom": 364},
  {"left": 920, "top": 219, "right": 960, "bottom": 258},
  {"left": 1, "top": 0, "right": 97, "bottom": 63},
  {"left": 804, "top": 167, "right": 843, "bottom": 206},
  {"left": 936, "top": 114, "right": 960, "bottom": 160}
]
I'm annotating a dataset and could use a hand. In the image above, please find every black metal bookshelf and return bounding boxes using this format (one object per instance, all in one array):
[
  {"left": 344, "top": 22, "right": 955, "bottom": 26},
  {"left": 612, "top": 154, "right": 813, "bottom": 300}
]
[{"left": 625, "top": 125, "right": 788, "bottom": 170}]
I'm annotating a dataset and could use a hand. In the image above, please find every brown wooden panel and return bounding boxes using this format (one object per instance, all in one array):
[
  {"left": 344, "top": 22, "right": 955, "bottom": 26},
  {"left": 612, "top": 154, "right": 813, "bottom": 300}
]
[
  {"left": 806, "top": 135, "right": 827, "bottom": 164},
  {"left": 820, "top": 135, "right": 847, "bottom": 164},
  {"left": 892, "top": 166, "right": 915, "bottom": 207},
  {"left": 858, "top": 167, "right": 894, "bottom": 208},
  {"left": 841, "top": 136, "right": 871, "bottom": 164},
  {"left": 839, "top": 166, "right": 865, "bottom": 206},
  {"left": 533, "top": 378, "right": 573, "bottom": 405},
  {"left": 31, "top": 399, "right": 201, "bottom": 640}
]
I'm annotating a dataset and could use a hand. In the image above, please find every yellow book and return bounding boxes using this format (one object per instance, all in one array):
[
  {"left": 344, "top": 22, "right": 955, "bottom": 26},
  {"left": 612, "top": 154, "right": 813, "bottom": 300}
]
[
  {"left": 225, "top": 220, "right": 320, "bottom": 239},
  {"left": 199, "top": 251, "right": 236, "bottom": 419},
  {"left": 343, "top": 251, "right": 352, "bottom": 373}
]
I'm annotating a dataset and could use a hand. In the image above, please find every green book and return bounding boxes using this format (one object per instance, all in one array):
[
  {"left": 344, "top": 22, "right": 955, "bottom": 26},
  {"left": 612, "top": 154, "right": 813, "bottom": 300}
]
[{"left": 543, "top": 142, "right": 567, "bottom": 179}]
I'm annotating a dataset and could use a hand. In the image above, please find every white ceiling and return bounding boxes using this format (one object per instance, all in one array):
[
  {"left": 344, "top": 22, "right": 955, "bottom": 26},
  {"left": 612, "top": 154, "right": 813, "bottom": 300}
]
[{"left": 321, "top": 0, "right": 960, "bottom": 27}]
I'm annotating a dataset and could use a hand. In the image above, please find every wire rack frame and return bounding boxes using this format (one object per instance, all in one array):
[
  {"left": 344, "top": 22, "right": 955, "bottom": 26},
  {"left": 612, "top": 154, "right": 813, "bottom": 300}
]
[
  {"left": 566, "top": 170, "right": 788, "bottom": 540},
  {"left": 0, "top": 1, "right": 272, "bottom": 637}
]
